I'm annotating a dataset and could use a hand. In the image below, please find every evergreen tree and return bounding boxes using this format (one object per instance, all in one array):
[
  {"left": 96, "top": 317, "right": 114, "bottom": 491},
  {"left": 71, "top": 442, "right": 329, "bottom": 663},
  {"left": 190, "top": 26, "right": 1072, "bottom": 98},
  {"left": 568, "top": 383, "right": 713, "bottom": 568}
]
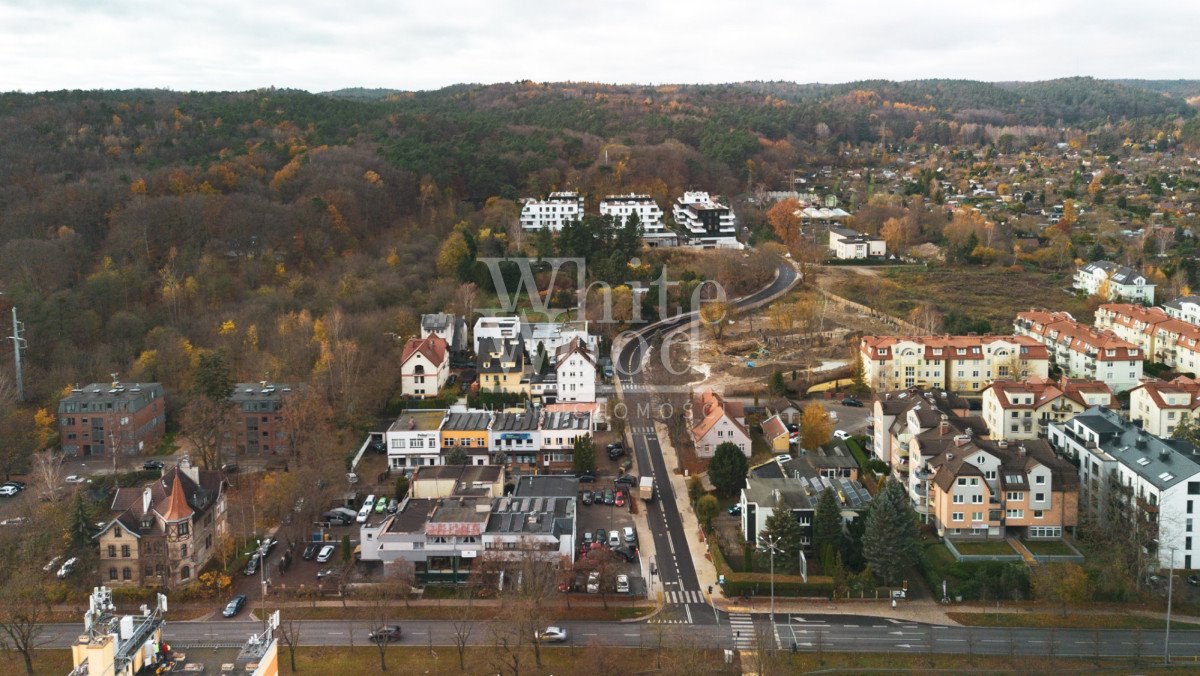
[
  {"left": 194, "top": 349, "right": 234, "bottom": 400},
  {"left": 67, "top": 490, "right": 97, "bottom": 553},
  {"left": 812, "top": 487, "right": 845, "bottom": 570},
  {"left": 861, "top": 478, "right": 920, "bottom": 585},
  {"left": 849, "top": 351, "right": 869, "bottom": 396},
  {"left": 572, "top": 434, "right": 596, "bottom": 474},
  {"left": 532, "top": 227, "right": 555, "bottom": 261},
  {"left": 760, "top": 508, "right": 805, "bottom": 572},
  {"left": 769, "top": 370, "right": 788, "bottom": 397},
  {"left": 707, "top": 442, "right": 749, "bottom": 498},
  {"left": 696, "top": 495, "right": 719, "bottom": 533}
]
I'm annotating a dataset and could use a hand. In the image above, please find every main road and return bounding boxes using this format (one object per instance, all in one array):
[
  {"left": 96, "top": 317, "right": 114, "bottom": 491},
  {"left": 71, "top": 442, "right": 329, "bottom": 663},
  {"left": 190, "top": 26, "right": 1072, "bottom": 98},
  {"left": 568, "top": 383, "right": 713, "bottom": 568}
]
[
  {"left": 35, "top": 614, "right": 1200, "bottom": 659},
  {"left": 614, "top": 261, "right": 800, "bottom": 625}
]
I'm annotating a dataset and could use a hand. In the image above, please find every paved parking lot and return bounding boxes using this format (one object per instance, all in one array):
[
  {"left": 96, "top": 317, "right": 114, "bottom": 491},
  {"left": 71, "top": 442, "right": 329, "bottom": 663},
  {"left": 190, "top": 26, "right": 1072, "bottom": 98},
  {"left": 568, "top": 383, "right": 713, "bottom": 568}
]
[{"left": 576, "top": 480, "right": 645, "bottom": 596}]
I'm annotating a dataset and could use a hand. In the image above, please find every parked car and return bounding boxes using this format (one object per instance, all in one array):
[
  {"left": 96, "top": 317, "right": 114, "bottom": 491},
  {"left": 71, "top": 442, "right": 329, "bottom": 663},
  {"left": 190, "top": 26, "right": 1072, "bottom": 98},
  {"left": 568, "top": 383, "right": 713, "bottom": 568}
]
[
  {"left": 259, "top": 537, "right": 278, "bottom": 556},
  {"left": 576, "top": 472, "right": 596, "bottom": 484},
  {"left": 1188, "top": 574, "right": 1200, "bottom": 586},
  {"left": 302, "top": 543, "right": 321, "bottom": 560},
  {"left": 535, "top": 626, "right": 568, "bottom": 643},
  {"left": 607, "top": 531, "right": 621, "bottom": 548},
  {"left": 57, "top": 557, "right": 78, "bottom": 579},
  {"left": 64, "top": 475, "right": 89, "bottom": 484},
  {"left": 727, "top": 504, "right": 742, "bottom": 516},
  {"left": 43, "top": 555, "right": 63, "bottom": 573},
  {"left": 606, "top": 443, "right": 625, "bottom": 460},
  {"left": 611, "top": 545, "right": 637, "bottom": 563},
  {"left": 0, "top": 485, "right": 20, "bottom": 497},
  {"left": 595, "top": 529, "right": 607, "bottom": 545},
  {"left": 369, "top": 625, "right": 403, "bottom": 643},
  {"left": 616, "top": 574, "right": 630, "bottom": 594},
  {"left": 614, "top": 474, "right": 638, "bottom": 487},
  {"left": 317, "top": 568, "right": 341, "bottom": 580},
  {"left": 316, "top": 544, "right": 335, "bottom": 563},
  {"left": 583, "top": 531, "right": 594, "bottom": 546},
  {"left": 3, "top": 480, "right": 25, "bottom": 489},
  {"left": 586, "top": 571, "right": 600, "bottom": 594},
  {"left": 841, "top": 397, "right": 864, "bottom": 408},
  {"left": 243, "top": 554, "right": 261, "bottom": 576},
  {"left": 357, "top": 504, "right": 373, "bottom": 523},
  {"left": 603, "top": 489, "right": 615, "bottom": 505},
  {"left": 222, "top": 594, "right": 247, "bottom": 618},
  {"left": 833, "top": 430, "right": 851, "bottom": 441},
  {"left": 142, "top": 460, "right": 164, "bottom": 470},
  {"left": 387, "top": 498, "right": 399, "bottom": 514},
  {"left": 221, "top": 463, "right": 239, "bottom": 474},
  {"left": 0, "top": 517, "right": 29, "bottom": 526},
  {"left": 614, "top": 490, "right": 627, "bottom": 507},
  {"left": 374, "top": 498, "right": 388, "bottom": 514},
  {"left": 346, "top": 472, "right": 360, "bottom": 484},
  {"left": 623, "top": 526, "right": 637, "bottom": 545}
]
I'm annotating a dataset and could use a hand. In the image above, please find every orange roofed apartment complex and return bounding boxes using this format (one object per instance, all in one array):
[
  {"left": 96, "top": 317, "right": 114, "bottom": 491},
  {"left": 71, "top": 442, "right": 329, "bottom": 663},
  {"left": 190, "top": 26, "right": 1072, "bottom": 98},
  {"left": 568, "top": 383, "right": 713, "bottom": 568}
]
[
  {"left": 59, "top": 381, "right": 165, "bottom": 457},
  {"left": 859, "top": 336, "right": 1049, "bottom": 393}
]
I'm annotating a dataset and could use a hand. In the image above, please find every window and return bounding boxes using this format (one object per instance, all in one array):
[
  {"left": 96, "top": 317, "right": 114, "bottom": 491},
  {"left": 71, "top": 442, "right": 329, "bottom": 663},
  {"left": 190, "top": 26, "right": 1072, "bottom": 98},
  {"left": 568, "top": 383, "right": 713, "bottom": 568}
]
[
  {"left": 121, "top": 545, "right": 130, "bottom": 558},
  {"left": 953, "top": 494, "right": 964, "bottom": 504},
  {"left": 122, "top": 567, "right": 131, "bottom": 581},
  {"left": 113, "top": 528, "right": 121, "bottom": 538},
  {"left": 1035, "top": 475, "right": 1046, "bottom": 485},
  {"left": 957, "top": 478, "right": 967, "bottom": 486},
  {"left": 109, "top": 567, "right": 118, "bottom": 580},
  {"left": 108, "top": 545, "right": 116, "bottom": 557},
  {"left": 1033, "top": 510, "right": 1044, "bottom": 519},
  {"left": 180, "top": 566, "right": 190, "bottom": 581},
  {"left": 1034, "top": 493, "right": 1045, "bottom": 502},
  {"left": 1005, "top": 509, "right": 1024, "bottom": 519},
  {"left": 952, "top": 512, "right": 964, "bottom": 521},
  {"left": 1006, "top": 491, "right": 1023, "bottom": 501},
  {"left": 971, "top": 511, "right": 984, "bottom": 521},
  {"left": 181, "top": 544, "right": 187, "bottom": 557}
]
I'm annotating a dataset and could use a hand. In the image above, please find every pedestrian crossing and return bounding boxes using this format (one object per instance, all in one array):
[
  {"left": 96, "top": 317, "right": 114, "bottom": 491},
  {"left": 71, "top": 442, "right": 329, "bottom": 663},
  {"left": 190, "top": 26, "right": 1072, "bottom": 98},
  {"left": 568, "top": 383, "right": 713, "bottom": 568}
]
[
  {"left": 664, "top": 589, "right": 705, "bottom": 605},
  {"left": 729, "top": 612, "right": 756, "bottom": 651},
  {"left": 629, "top": 425, "right": 658, "bottom": 435}
]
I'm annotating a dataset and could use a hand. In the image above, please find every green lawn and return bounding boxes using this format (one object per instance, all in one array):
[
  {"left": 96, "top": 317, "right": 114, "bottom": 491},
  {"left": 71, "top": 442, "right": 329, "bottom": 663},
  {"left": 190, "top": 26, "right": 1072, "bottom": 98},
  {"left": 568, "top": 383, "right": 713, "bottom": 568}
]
[
  {"left": 951, "top": 540, "right": 1017, "bottom": 556},
  {"left": 1022, "top": 539, "right": 1078, "bottom": 557}
]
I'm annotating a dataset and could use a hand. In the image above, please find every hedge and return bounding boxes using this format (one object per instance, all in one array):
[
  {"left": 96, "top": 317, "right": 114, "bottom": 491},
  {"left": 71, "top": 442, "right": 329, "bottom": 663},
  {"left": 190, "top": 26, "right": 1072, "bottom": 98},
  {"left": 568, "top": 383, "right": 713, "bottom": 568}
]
[{"left": 722, "top": 579, "right": 835, "bottom": 598}]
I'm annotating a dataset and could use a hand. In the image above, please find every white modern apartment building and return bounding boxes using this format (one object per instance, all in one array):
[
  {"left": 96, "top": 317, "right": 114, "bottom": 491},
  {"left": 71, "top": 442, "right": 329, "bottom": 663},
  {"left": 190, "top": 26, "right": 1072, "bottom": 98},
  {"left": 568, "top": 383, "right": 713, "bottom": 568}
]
[
  {"left": 600, "top": 193, "right": 675, "bottom": 245},
  {"left": 473, "top": 316, "right": 522, "bottom": 354},
  {"left": 1164, "top": 296, "right": 1200, "bottom": 325},
  {"left": 1014, "top": 310, "right": 1144, "bottom": 393},
  {"left": 1049, "top": 407, "right": 1200, "bottom": 570},
  {"left": 1096, "top": 303, "right": 1200, "bottom": 374},
  {"left": 673, "top": 191, "right": 739, "bottom": 248},
  {"left": 859, "top": 335, "right": 1050, "bottom": 393},
  {"left": 829, "top": 228, "right": 886, "bottom": 259},
  {"left": 1073, "top": 261, "right": 1156, "bottom": 304},
  {"left": 519, "top": 191, "right": 584, "bottom": 231}
]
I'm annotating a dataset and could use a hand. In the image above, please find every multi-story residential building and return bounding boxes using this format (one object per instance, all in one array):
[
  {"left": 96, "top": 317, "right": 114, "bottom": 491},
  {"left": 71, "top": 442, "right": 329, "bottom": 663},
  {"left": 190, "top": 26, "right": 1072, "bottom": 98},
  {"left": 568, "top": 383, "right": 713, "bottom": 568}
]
[
  {"left": 873, "top": 388, "right": 991, "bottom": 517},
  {"left": 828, "top": 227, "right": 886, "bottom": 259},
  {"left": 1095, "top": 303, "right": 1200, "bottom": 372},
  {"left": 924, "top": 434, "right": 1078, "bottom": 540},
  {"left": 981, "top": 377, "right": 1115, "bottom": 441},
  {"left": 554, "top": 337, "right": 596, "bottom": 403},
  {"left": 477, "top": 338, "right": 527, "bottom": 395},
  {"left": 227, "top": 382, "right": 294, "bottom": 456},
  {"left": 59, "top": 381, "right": 166, "bottom": 457},
  {"left": 1049, "top": 407, "right": 1200, "bottom": 570},
  {"left": 421, "top": 312, "right": 468, "bottom": 353},
  {"left": 672, "top": 191, "right": 739, "bottom": 248},
  {"left": 859, "top": 335, "right": 1049, "bottom": 393},
  {"left": 522, "top": 321, "right": 597, "bottom": 362},
  {"left": 1014, "top": 310, "right": 1143, "bottom": 392},
  {"left": 539, "top": 412, "right": 591, "bottom": 470},
  {"left": 400, "top": 334, "right": 449, "bottom": 399},
  {"left": 385, "top": 409, "right": 448, "bottom": 470},
  {"left": 738, "top": 455, "right": 871, "bottom": 547},
  {"left": 473, "top": 316, "right": 522, "bottom": 354},
  {"left": 690, "top": 390, "right": 751, "bottom": 458},
  {"left": 489, "top": 411, "right": 541, "bottom": 469},
  {"left": 96, "top": 461, "right": 227, "bottom": 589},
  {"left": 1163, "top": 295, "right": 1200, "bottom": 325},
  {"left": 519, "top": 191, "right": 584, "bottom": 232},
  {"left": 438, "top": 410, "right": 494, "bottom": 465},
  {"left": 599, "top": 193, "right": 675, "bottom": 245},
  {"left": 359, "top": 495, "right": 577, "bottom": 581},
  {"left": 409, "top": 464, "right": 505, "bottom": 499},
  {"left": 1129, "top": 377, "right": 1200, "bottom": 437},
  {"left": 1073, "top": 261, "right": 1155, "bottom": 304}
]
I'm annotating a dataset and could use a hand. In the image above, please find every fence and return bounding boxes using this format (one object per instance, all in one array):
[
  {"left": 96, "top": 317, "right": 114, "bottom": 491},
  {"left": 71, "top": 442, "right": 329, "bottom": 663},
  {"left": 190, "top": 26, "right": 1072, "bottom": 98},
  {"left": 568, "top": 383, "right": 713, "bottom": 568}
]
[{"left": 943, "top": 538, "right": 1024, "bottom": 563}]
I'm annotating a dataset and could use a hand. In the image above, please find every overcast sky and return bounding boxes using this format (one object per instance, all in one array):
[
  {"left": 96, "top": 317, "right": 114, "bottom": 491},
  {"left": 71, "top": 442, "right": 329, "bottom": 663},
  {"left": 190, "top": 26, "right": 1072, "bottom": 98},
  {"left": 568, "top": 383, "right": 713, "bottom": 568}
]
[{"left": 0, "top": 0, "right": 1195, "bottom": 92}]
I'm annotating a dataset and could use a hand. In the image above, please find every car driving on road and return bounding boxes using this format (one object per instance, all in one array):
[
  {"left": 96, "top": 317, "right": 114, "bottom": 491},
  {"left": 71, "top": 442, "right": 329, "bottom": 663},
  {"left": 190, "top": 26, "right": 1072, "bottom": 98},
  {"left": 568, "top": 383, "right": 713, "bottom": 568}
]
[{"left": 222, "top": 594, "right": 247, "bottom": 618}]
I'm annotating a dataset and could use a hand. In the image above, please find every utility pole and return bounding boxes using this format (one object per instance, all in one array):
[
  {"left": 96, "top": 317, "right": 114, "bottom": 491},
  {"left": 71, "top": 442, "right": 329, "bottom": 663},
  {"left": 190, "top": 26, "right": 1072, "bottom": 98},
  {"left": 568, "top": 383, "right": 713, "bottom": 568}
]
[
  {"left": 1165, "top": 547, "right": 1175, "bottom": 665},
  {"left": 4, "top": 298, "right": 25, "bottom": 403},
  {"left": 759, "top": 535, "right": 781, "bottom": 627}
]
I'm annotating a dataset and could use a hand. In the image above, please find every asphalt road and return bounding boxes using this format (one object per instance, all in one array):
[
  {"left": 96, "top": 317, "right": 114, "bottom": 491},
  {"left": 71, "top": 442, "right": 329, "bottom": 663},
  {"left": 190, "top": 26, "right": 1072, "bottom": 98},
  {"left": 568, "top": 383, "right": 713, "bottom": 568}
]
[
  {"left": 38, "top": 615, "right": 1200, "bottom": 659},
  {"left": 615, "top": 262, "right": 801, "bottom": 626}
]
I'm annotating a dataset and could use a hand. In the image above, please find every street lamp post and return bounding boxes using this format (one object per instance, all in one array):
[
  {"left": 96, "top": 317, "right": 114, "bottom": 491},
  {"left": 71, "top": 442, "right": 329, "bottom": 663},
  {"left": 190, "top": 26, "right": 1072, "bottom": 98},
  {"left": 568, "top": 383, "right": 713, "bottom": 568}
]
[
  {"left": 1165, "top": 547, "right": 1175, "bottom": 665},
  {"left": 759, "top": 535, "right": 782, "bottom": 626},
  {"left": 257, "top": 539, "right": 269, "bottom": 633}
]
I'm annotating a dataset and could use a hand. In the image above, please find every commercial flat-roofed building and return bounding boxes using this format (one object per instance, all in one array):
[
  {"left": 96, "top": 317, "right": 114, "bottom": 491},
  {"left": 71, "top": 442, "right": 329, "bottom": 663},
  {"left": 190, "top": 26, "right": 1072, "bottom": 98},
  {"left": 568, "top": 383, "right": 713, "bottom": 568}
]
[
  {"left": 227, "top": 382, "right": 295, "bottom": 455},
  {"left": 600, "top": 193, "right": 675, "bottom": 246},
  {"left": 673, "top": 191, "right": 739, "bottom": 248},
  {"left": 59, "top": 380, "right": 166, "bottom": 457},
  {"left": 489, "top": 411, "right": 541, "bottom": 470},
  {"left": 386, "top": 409, "right": 448, "bottom": 470}
]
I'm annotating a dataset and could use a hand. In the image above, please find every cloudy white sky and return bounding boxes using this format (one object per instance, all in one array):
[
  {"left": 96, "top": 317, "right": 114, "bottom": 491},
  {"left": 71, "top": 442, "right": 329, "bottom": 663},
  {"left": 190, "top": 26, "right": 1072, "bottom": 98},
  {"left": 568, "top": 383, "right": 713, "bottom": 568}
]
[{"left": 0, "top": 0, "right": 1195, "bottom": 92}]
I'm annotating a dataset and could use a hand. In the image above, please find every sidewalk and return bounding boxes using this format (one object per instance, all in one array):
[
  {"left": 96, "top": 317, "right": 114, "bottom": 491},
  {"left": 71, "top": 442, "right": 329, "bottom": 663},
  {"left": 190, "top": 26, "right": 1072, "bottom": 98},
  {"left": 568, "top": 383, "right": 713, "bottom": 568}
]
[{"left": 654, "top": 420, "right": 724, "bottom": 604}]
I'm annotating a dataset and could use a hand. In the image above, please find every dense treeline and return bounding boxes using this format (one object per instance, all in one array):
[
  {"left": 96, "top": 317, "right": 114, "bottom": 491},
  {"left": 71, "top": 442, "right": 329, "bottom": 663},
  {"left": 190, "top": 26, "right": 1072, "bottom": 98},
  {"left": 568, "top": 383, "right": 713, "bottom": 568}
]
[{"left": 0, "top": 79, "right": 1194, "bottom": 439}]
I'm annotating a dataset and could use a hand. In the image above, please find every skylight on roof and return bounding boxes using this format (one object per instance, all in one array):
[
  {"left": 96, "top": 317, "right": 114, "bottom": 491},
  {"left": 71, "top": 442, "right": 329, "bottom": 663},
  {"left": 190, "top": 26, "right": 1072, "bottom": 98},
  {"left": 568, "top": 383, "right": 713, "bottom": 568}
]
[
  {"left": 1137, "top": 457, "right": 1151, "bottom": 466},
  {"left": 1160, "top": 472, "right": 1175, "bottom": 482}
]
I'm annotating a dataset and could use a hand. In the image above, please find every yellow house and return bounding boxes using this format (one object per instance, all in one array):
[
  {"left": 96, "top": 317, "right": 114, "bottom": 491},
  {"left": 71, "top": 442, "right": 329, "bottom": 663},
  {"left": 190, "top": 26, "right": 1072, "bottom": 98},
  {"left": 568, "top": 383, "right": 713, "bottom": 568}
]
[
  {"left": 760, "top": 414, "right": 791, "bottom": 453},
  {"left": 477, "top": 338, "right": 528, "bottom": 395}
]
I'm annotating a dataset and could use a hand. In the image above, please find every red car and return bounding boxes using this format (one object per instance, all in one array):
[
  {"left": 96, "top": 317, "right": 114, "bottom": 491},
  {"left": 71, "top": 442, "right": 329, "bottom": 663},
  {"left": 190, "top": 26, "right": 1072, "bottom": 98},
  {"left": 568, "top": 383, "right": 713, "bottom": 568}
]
[{"left": 614, "top": 490, "right": 627, "bottom": 507}]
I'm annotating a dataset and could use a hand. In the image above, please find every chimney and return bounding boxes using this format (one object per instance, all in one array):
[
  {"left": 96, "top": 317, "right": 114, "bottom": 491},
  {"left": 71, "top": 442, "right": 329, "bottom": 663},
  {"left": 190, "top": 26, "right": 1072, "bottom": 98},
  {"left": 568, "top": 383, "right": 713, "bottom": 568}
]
[
  {"left": 142, "top": 486, "right": 152, "bottom": 515},
  {"left": 954, "top": 434, "right": 971, "bottom": 447},
  {"left": 1017, "top": 445, "right": 1027, "bottom": 456},
  {"left": 939, "top": 421, "right": 949, "bottom": 436}
]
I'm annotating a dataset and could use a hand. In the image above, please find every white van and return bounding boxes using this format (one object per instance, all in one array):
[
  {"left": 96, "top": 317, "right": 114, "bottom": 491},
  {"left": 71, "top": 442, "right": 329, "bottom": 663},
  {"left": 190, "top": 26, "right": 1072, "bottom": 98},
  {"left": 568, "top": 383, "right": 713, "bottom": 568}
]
[{"left": 357, "top": 494, "right": 377, "bottom": 523}]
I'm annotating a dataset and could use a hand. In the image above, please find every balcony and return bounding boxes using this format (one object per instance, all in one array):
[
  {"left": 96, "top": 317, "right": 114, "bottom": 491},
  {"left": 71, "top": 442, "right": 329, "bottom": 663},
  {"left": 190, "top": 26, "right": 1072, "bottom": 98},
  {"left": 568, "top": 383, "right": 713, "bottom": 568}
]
[{"left": 1137, "top": 496, "right": 1160, "bottom": 514}]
